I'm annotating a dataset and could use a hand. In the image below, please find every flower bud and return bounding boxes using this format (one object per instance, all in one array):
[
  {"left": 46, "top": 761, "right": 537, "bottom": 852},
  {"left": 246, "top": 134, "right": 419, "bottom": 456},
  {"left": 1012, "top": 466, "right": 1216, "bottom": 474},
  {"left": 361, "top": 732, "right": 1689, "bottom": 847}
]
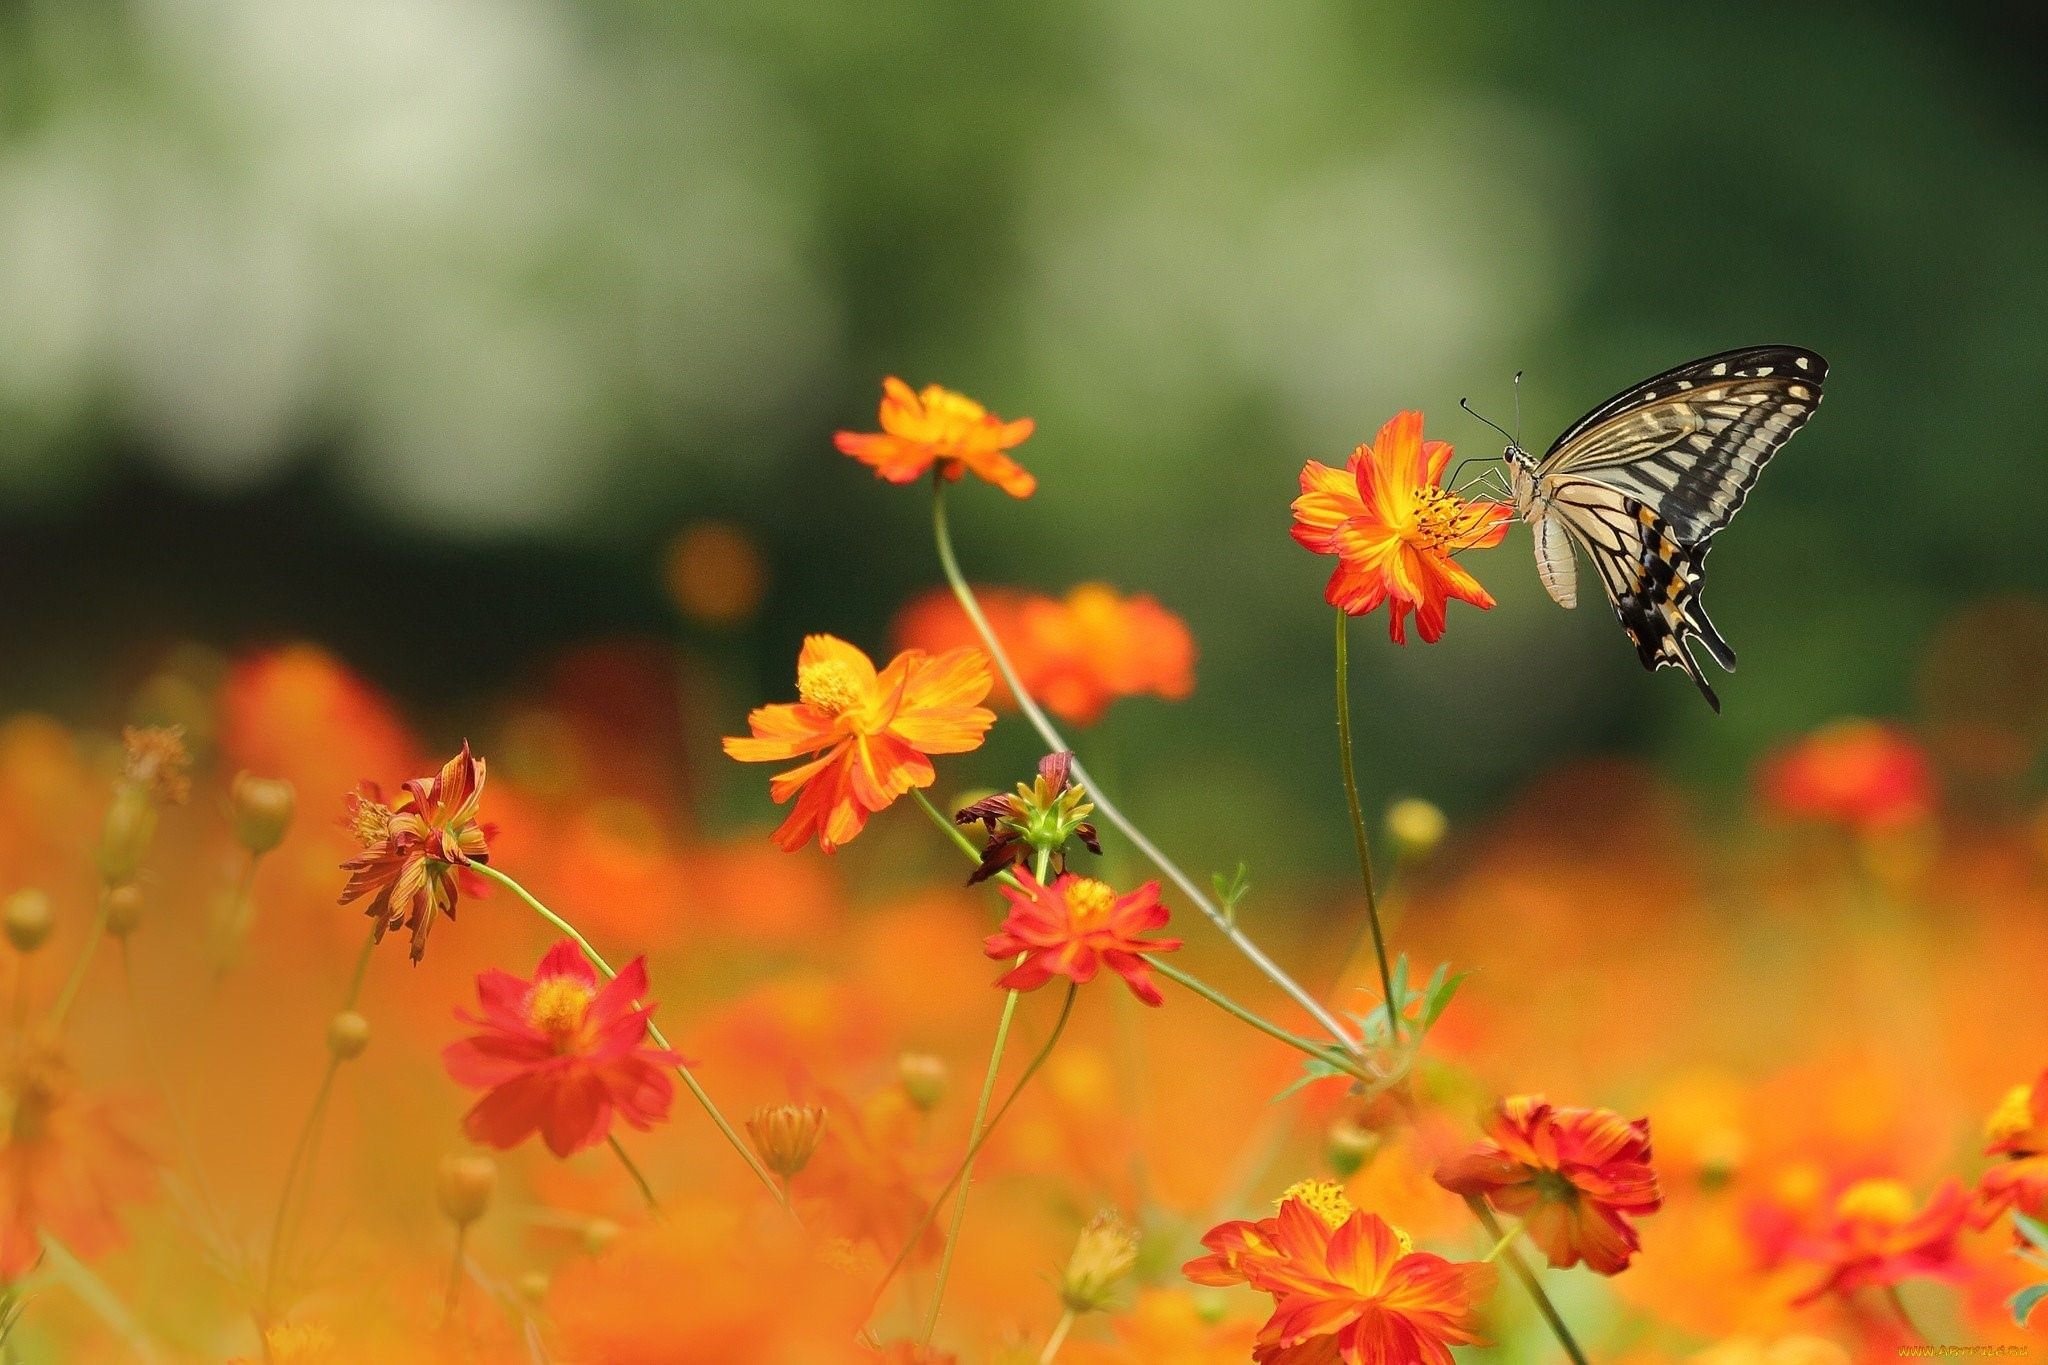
[
  {"left": 4, "top": 890, "right": 53, "bottom": 953},
  {"left": 582, "top": 1217, "right": 620, "bottom": 1255},
  {"left": 1385, "top": 797, "right": 1448, "bottom": 862},
  {"left": 327, "top": 1010, "right": 371, "bottom": 1061},
  {"left": 436, "top": 1153, "right": 497, "bottom": 1226},
  {"left": 97, "top": 786, "right": 158, "bottom": 886},
  {"left": 897, "top": 1052, "right": 948, "bottom": 1111},
  {"left": 104, "top": 884, "right": 146, "bottom": 938},
  {"left": 1325, "top": 1116, "right": 1382, "bottom": 1178},
  {"left": 747, "top": 1102, "right": 826, "bottom": 1180},
  {"left": 1058, "top": 1210, "right": 1139, "bottom": 1314},
  {"left": 231, "top": 773, "right": 296, "bottom": 855}
]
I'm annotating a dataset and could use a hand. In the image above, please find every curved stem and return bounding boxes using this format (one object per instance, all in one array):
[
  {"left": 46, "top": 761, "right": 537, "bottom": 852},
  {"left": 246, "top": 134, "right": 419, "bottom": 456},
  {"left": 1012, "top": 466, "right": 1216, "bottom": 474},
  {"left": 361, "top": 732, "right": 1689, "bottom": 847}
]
[
  {"left": 47, "top": 888, "right": 110, "bottom": 1031},
  {"left": 607, "top": 1134, "right": 660, "bottom": 1215},
  {"left": 1333, "top": 609, "right": 1401, "bottom": 1044},
  {"left": 441, "top": 1221, "right": 470, "bottom": 1326},
  {"left": 865, "top": 983, "right": 1077, "bottom": 1329},
  {"left": 41, "top": 1233, "right": 158, "bottom": 1363},
  {"left": 1038, "top": 1309, "right": 1076, "bottom": 1364},
  {"left": 931, "top": 478, "right": 1360, "bottom": 1054},
  {"left": 1148, "top": 959, "right": 1369, "bottom": 1082},
  {"left": 469, "top": 863, "right": 790, "bottom": 1213},
  {"left": 1461, "top": 1195, "right": 1587, "bottom": 1365},
  {"left": 261, "top": 924, "right": 378, "bottom": 1323}
]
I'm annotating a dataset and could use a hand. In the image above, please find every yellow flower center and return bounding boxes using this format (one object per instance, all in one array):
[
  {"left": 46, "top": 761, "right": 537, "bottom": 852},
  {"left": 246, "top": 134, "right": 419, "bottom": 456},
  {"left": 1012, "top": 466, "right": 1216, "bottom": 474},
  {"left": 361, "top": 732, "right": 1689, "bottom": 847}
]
[
  {"left": 349, "top": 797, "right": 394, "bottom": 848},
  {"left": 1988, "top": 1084, "right": 2037, "bottom": 1148},
  {"left": 1409, "top": 485, "right": 1495, "bottom": 552},
  {"left": 1279, "top": 1178, "right": 1358, "bottom": 1231},
  {"left": 797, "top": 659, "right": 865, "bottom": 716},
  {"left": 1835, "top": 1178, "right": 1914, "bottom": 1226},
  {"left": 527, "top": 977, "right": 594, "bottom": 1041},
  {"left": 1065, "top": 878, "right": 1117, "bottom": 925}
]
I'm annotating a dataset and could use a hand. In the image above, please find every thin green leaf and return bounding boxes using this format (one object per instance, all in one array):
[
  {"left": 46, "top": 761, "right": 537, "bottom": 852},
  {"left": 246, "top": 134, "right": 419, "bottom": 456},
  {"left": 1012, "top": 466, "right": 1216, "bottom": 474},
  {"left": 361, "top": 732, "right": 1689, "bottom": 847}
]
[
  {"left": 2016, "top": 1211, "right": 2048, "bottom": 1255},
  {"left": 2010, "top": 1282, "right": 2048, "bottom": 1327},
  {"left": 1271, "top": 1056, "right": 1347, "bottom": 1104},
  {"left": 1421, "top": 969, "right": 1468, "bottom": 1031}
]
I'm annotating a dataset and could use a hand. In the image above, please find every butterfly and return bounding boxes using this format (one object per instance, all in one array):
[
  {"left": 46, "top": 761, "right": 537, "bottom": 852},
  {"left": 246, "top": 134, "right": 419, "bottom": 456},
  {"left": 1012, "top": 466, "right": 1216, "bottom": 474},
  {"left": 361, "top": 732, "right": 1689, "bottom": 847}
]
[{"left": 1488, "top": 346, "right": 1827, "bottom": 712}]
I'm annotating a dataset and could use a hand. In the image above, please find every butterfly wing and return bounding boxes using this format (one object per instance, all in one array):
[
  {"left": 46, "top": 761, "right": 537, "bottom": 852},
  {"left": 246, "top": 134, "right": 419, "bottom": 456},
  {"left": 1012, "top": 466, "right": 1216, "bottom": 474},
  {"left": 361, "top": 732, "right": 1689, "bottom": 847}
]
[
  {"left": 1532, "top": 346, "right": 1826, "bottom": 709},
  {"left": 1540, "top": 346, "right": 1826, "bottom": 543}
]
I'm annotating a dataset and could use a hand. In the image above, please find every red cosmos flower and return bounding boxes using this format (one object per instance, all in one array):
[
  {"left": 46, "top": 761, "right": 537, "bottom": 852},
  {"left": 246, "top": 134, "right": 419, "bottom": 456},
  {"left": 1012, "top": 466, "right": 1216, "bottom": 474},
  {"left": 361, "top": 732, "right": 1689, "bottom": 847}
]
[
  {"left": 1976, "top": 1073, "right": 2048, "bottom": 1231},
  {"left": 1290, "top": 411, "right": 1509, "bottom": 644},
  {"left": 1433, "top": 1094, "right": 1662, "bottom": 1275},
  {"left": 0, "top": 1038, "right": 158, "bottom": 1279},
  {"left": 1184, "top": 1183, "right": 1494, "bottom": 1365},
  {"left": 441, "top": 940, "right": 680, "bottom": 1157},
  {"left": 983, "top": 873, "right": 1182, "bottom": 1006},
  {"left": 1756, "top": 719, "right": 1934, "bottom": 833},
  {"left": 723, "top": 635, "right": 995, "bottom": 854},
  {"left": 894, "top": 584, "right": 1196, "bottom": 726},
  {"left": 338, "top": 743, "right": 493, "bottom": 962},
  {"left": 834, "top": 377, "right": 1037, "bottom": 498},
  {"left": 1787, "top": 1177, "right": 1970, "bottom": 1304}
]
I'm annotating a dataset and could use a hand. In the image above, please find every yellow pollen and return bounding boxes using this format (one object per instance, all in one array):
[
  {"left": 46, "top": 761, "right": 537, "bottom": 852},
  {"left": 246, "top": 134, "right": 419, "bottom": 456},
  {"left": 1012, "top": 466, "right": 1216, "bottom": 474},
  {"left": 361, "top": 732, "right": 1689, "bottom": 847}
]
[
  {"left": 349, "top": 799, "right": 393, "bottom": 848},
  {"left": 527, "top": 977, "right": 594, "bottom": 1040},
  {"left": 1835, "top": 1178, "right": 1914, "bottom": 1226},
  {"left": 1988, "top": 1084, "right": 2038, "bottom": 1148},
  {"left": 797, "top": 659, "right": 864, "bottom": 716},
  {"left": 1065, "top": 878, "right": 1117, "bottom": 924},
  {"left": 1278, "top": 1178, "right": 1357, "bottom": 1231},
  {"left": 1409, "top": 485, "right": 1493, "bottom": 551}
]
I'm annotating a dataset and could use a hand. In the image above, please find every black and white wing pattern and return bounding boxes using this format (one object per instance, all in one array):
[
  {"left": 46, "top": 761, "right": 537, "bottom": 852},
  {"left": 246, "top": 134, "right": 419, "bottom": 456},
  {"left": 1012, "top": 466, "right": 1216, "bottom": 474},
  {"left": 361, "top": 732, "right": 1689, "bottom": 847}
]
[{"left": 1533, "top": 346, "right": 1827, "bottom": 711}]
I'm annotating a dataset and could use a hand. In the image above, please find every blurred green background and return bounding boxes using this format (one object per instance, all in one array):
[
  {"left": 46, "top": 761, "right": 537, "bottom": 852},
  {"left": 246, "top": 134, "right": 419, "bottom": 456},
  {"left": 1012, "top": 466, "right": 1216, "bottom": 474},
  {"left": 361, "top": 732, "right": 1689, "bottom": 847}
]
[{"left": 0, "top": 0, "right": 2040, "bottom": 870}]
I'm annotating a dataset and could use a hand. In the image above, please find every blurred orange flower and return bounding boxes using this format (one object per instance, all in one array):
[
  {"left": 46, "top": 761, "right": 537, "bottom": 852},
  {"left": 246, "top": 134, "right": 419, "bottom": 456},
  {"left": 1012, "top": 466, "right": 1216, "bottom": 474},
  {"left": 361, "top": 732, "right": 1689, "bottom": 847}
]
[
  {"left": 0, "top": 1038, "right": 157, "bottom": 1279},
  {"left": 1756, "top": 720, "right": 1934, "bottom": 833},
  {"left": 1184, "top": 1186, "right": 1494, "bottom": 1365},
  {"left": 1978, "top": 1072, "right": 2048, "bottom": 1229},
  {"left": 1786, "top": 1177, "right": 1970, "bottom": 1304},
  {"left": 1434, "top": 1095, "right": 1662, "bottom": 1275},
  {"left": 1290, "top": 411, "right": 1509, "bottom": 644},
  {"left": 834, "top": 377, "right": 1037, "bottom": 498},
  {"left": 723, "top": 635, "right": 995, "bottom": 854},
  {"left": 895, "top": 585, "right": 1195, "bottom": 725},
  {"left": 984, "top": 873, "right": 1182, "bottom": 1006},
  {"left": 441, "top": 939, "right": 679, "bottom": 1157}
]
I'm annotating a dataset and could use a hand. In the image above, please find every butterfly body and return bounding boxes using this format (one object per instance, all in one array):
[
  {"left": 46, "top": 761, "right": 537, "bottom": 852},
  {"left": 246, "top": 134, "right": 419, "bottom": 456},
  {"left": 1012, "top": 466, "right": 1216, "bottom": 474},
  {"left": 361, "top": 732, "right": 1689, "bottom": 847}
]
[{"left": 1501, "top": 346, "right": 1828, "bottom": 712}]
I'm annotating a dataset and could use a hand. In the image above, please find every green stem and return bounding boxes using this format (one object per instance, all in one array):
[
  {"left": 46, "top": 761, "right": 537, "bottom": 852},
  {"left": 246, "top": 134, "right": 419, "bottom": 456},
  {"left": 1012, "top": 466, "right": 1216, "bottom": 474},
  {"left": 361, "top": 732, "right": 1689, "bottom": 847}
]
[
  {"left": 1333, "top": 608, "right": 1400, "bottom": 1045},
  {"left": 441, "top": 1221, "right": 470, "bottom": 1326},
  {"left": 931, "top": 477, "right": 1361, "bottom": 1054},
  {"left": 1038, "top": 1309, "right": 1076, "bottom": 1364},
  {"left": 261, "top": 924, "right": 378, "bottom": 1322},
  {"left": 1148, "top": 959, "right": 1369, "bottom": 1081},
  {"left": 46, "top": 888, "right": 111, "bottom": 1030},
  {"left": 41, "top": 1233, "right": 158, "bottom": 1363},
  {"left": 469, "top": 863, "right": 790, "bottom": 1213},
  {"left": 1461, "top": 1194, "right": 1586, "bottom": 1364},
  {"left": 607, "top": 1134, "right": 660, "bottom": 1215},
  {"left": 1482, "top": 1216, "right": 1525, "bottom": 1262},
  {"left": 865, "top": 984, "right": 1077, "bottom": 1328},
  {"left": 921, "top": 844, "right": 1050, "bottom": 1344}
]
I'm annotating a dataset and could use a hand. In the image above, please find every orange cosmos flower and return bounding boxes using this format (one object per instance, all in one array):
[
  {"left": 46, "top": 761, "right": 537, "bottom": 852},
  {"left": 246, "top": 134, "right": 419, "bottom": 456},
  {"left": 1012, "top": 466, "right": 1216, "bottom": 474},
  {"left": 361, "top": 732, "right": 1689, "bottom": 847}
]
[
  {"left": 1184, "top": 1182, "right": 1493, "bottom": 1365},
  {"left": 1978, "top": 1072, "right": 2048, "bottom": 1231},
  {"left": 1786, "top": 1177, "right": 1970, "bottom": 1304},
  {"left": 338, "top": 743, "right": 492, "bottom": 961},
  {"left": 0, "top": 1037, "right": 158, "bottom": 1279},
  {"left": 441, "top": 939, "right": 680, "bottom": 1157},
  {"left": 1756, "top": 720, "right": 1934, "bottom": 833},
  {"left": 894, "top": 584, "right": 1196, "bottom": 726},
  {"left": 722, "top": 635, "right": 995, "bottom": 854},
  {"left": 983, "top": 872, "right": 1182, "bottom": 1006},
  {"left": 1433, "top": 1094, "right": 1662, "bottom": 1275},
  {"left": 1290, "top": 411, "right": 1509, "bottom": 643},
  {"left": 834, "top": 377, "right": 1036, "bottom": 498}
]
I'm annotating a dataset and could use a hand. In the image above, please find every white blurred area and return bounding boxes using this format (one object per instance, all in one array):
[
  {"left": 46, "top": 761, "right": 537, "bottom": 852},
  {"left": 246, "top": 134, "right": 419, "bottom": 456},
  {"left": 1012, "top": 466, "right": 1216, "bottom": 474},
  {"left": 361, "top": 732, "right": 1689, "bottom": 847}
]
[
  {"left": 0, "top": 0, "right": 836, "bottom": 529},
  {"left": 0, "top": 0, "right": 1589, "bottom": 539}
]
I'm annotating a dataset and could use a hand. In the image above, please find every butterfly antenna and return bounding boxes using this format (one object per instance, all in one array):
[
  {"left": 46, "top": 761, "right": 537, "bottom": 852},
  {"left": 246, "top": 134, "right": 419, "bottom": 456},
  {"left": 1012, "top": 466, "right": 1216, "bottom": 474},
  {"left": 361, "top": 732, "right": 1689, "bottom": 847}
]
[
  {"left": 1512, "top": 370, "right": 1524, "bottom": 445},
  {"left": 1458, "top": 396, "right": 1517, "bottom": 447}
]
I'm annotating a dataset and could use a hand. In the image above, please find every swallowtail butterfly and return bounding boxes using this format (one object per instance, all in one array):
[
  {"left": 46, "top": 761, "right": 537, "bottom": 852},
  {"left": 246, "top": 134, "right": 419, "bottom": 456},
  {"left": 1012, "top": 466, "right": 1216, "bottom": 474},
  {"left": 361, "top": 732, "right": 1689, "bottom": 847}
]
[{"left": 1496, "top": 346, "right": 1827, "bottom": 711}]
